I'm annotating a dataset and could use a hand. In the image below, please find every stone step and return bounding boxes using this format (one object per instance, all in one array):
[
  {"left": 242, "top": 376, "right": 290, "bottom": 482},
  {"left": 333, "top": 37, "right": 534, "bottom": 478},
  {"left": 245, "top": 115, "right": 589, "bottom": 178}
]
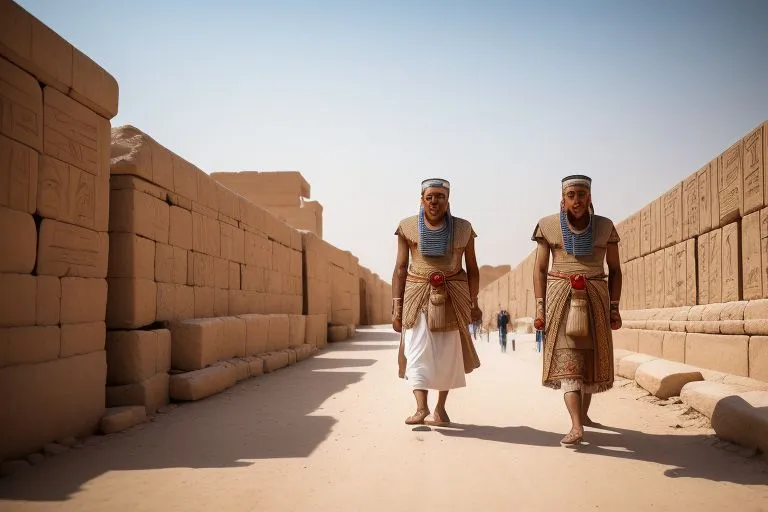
[
  {"left": 100, "top": 406, "right": 147, "bottom": 434},
  {"left": 634, "top": 359, "right": 703, "bottom": 399},
  {"left": 680, "top": 380, "right": 751, "bottom": 418},
  {"left": 617, "top": 353, "right": 658, "bottom": 380},
  {"left": 169, "top": 362, "right": 237, "bottom": 401},
  {"left": 710, "top": 390, "right": 768, "bottom": 455}
]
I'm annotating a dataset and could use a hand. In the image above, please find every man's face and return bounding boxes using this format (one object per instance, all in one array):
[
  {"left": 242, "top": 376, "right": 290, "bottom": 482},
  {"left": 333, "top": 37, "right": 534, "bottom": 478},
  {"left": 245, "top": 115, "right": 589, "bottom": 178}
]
[
  {"left": 562, "top": 185, "right": 590, "bottom": 219},
  {"left": 421, "top": 187, "right": 449, "bottom": 222}
]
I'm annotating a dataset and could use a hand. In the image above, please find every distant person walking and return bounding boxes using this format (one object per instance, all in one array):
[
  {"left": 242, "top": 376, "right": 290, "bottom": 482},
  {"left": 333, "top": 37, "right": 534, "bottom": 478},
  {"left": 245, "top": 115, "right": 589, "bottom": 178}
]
[{"left": 497, "top": 308, "right": 510, "bottom": 353}]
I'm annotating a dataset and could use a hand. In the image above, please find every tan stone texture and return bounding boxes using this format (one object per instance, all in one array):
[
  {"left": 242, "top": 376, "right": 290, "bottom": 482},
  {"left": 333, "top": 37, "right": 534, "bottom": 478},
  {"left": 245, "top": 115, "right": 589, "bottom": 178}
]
[
  {"left": 44, "top": 87, "right": 109, "bottom": 179},
  {"left": 169, "top": 205, "right": 193, "bottom": 251},
  {"left": 617, "top": 353, "right": 657, "bottom": 380},
  {"left": 662, "top": 183, "right": 683, "bottom": 248},
  {"left": 268, "top": 314, "right": 289, "bottom": 352},
  {"left": 743, "top": 123, "right": 765, "bottom": 215},
  {"left": 110, "top": 126, "right": 176, "bottom": 191},
  {"left": 709, "top": 229, "right": 722, "bottom": 303},
  {"left": 682, "top": 172, "right": 699, "bottom": 240},
  {"left": 36, "top": 275, "right": 60, "bottom": 326},
  {"left": 60, "top": 321, "right": 105, "bottom": 358},
  {"left": 749, "top": 336, "right": 768, "bottom": 382},
  {"left": 662, "top": 331, "right": 686, "bottom": 363},
  {"left": 219, "top": 316, "right": 246, "bottom": 360},
  {"left": 156, "top": 283, "right": 194, "bottom": 322},
  {"left": 685, "top": 333, "right": 749, "bottom": 377},
  {"left": 71, "top": 47, "right": 119, "bottom": 119},
  {"left": 742, "top": 210, "right": 762, "bottom": 300},
  {"left": 106, "top": 372, "right": 170, "bottom": 414},
  {"left": 0, "top": 205, "right": 35, "bottom": 273},
  {"left": 106, "top": 329, "right": 168, "bottom": 385},
  {"left": 635, "top": 359, "right": 703, "bottom": 399},
  {"left": 698, "top": 162, "right": 713, "bottom": 234},
  {"left": 169, "top": 317, "right": 223, "bottom": 371},
  {"left": 0, "top": 325, "right": 59, "bottom": 367},
  {"left": 261, "top": 351, "right": 290, "bottom": 373},
  {"left": 37, "top": 219, "right": 108, "bottom": 278},
  {"left": 697, "top": 233, "right": 709, "bottom": 304},
  {"left": 328, "top": 325, "right": 349, "bottom": 343},
  {"left": 0, "top": 56, "right": 42, "bottom": 151},
  {"left": 0, "top": 134, "right": 38, "bottom": 214},
  {"left": 99, "top": 406, "right": 147, "bottom": 435},
  {"left": 680, "top": 380, "right": 751, "bottom": 419},
  {"left": 169, "top": 362, "right": 237, "bottom": 401},
  {"left": 721, "top": 221, "right": 740, "bottom": 302},
  {"left": 0, "top": 350, "right": 106, "bottom": 461},
  {"left": 110, "top": 188, "right": 170, "bottom": 244},
  {"left": 305, "top": 314, "right": 328, "bottom": 348},
  {"left": 61, "top": 277, "right": 107, "bottom": 324},
  {"left": 108, "top": 233, "right": 155, "bottom": 280},
  {"left": 106, "top": 278, "right": 155, "bottom": 329},
  {"left": 744, "top": 299, "right": 768, "bottom": 335},
  {"left": 155, "top": 243, "right": 187, "bottom": 285},
  {"left": 720, "top": 301, "right": 747, "bottom": 335},
  {"left": 710, "top": 390, "right": 768, "bottom": 454},
  {"left": 719, "top": 140, "right": 744, "bottom": 224},
  {"left": 192, "top": 286, "right": 215, "bottom": 318},
  {"left": 239, "top": 314, "right": 268, "bottom": 356}
]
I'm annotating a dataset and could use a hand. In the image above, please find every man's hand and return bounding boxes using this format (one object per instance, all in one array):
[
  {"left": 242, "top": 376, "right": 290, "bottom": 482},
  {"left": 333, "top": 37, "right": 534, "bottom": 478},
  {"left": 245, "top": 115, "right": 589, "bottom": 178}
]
[
  {"left": 610, "top": 310, "right": 622, "bottom": 330},
  {"left": 471, "top": 306, "right": 482, "bottom": 323},
  {"left": 393, "top": 318, "right": 402, "bottom": 333}
]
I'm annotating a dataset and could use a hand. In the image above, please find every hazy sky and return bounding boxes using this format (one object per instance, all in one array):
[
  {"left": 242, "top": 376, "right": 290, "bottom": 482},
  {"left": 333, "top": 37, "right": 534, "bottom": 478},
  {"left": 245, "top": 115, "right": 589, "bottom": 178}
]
[{"left": 19, "top": 0, "right": 768, "bottom": 281}]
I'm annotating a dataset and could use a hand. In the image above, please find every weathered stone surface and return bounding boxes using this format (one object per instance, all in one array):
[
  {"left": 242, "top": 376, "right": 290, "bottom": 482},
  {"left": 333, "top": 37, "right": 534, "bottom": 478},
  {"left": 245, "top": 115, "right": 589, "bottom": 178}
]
[
  {"left": 169, "top": 362, "right": 237, "bottom": 401},
  {"left": 106, "top": 372, "right": 170, "bottom": 414},
  {"left": 744, "top": 299, "right": 768, "bottom": 335},
  {"left": 685, "top": 333, "right": 749, "bottom": 377},
  {"left": 617, "top": 353, "right": 658, "bottom": 380},
  {"left": 711, "top": 391, "right": 768, "bottom": 454},
  {"left": 613, "top": 348, "right": 635, "bottom": 370},
  {"left": 99, "top": 406, "right": 147, "bottom": 435},
  {"left": 328, "top": 325, "right": 349, "bottom": 343},
  {"left": 681, "top": 380, "right": 751, "bottom": 418},
  {"left": 662, "top": 331, "right": 686, "bottom": 363},
  {"left": 719, "top": 301, "right": 747, "bottom": 335},
  {"left": 637, "top": 330, "right": 664, "bottom": 357},
  {"left": 612, "top": 328, "right": 639, "bottom": 352},
  {"left": 261, "top": 351, "right": 290, "bottom": 373},
  {"left": 168, "top": 317, "right": 223, "bottom": 371},
  {"left": 635, "top": 359, "right": 703, "bottom": 399}
]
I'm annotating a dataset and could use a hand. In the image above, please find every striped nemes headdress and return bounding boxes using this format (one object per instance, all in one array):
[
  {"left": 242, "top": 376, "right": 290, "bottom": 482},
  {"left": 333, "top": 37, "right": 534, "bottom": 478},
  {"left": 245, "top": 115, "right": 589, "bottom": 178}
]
[
  {"left": 421, "top": 178, "right": 450, "bottom": 194},
  {"left": 561, "top": 174, "right": 592, "bottom": 191}
]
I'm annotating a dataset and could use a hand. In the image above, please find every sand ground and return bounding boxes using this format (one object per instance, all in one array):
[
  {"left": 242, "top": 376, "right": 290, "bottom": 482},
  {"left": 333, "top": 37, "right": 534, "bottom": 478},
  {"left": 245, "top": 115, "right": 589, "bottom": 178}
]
[{"left": 1, "top": 327, "right": 766, "bottom": 511}]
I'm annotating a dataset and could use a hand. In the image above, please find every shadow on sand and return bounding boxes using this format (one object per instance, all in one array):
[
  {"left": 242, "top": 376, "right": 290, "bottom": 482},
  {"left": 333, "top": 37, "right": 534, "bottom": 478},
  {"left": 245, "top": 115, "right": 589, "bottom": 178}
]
[
  {"left": 0, "top": 354, "right": 377, "bottom": 502},
  {"left": 435, "top": 422, "right": 768, "bottom": 485}
]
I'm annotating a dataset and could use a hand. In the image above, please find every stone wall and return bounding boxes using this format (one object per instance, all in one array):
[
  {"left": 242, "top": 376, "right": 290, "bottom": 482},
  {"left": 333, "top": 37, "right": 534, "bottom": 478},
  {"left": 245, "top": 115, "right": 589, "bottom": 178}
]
[
  {"left": 478, "top": 251, "right": 537, "bottom": 331},
  {"left": 211, "top": 171, "right": 323, "bottom": 238},
  {"left": 613, "top": 120, "right": 768, "bottom": 383},
  {"left": 0, "top": 0, "right": 391, "bottom": 463},
  {"left": 0, "top": 0, "right": 119, "bottom": 460}
]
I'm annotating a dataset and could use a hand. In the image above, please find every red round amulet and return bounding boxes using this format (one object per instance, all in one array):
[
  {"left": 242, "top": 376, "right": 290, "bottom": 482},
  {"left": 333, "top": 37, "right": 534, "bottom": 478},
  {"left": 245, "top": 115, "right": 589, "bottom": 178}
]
[
  {"left": 570, "top": 274, "right": 586, "bottom": 290},
  {"left": 429, "top": 272, "right": 445, "bottom": 287},
  {"left": 534, "top": 318, "right": 544, "bottom": 330}
]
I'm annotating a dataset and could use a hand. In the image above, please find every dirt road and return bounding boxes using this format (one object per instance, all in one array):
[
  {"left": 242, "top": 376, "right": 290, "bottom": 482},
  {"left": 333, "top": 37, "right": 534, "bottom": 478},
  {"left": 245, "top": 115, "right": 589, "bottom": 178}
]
[{"left": 1, "top": 327, "right": 766, "bottom": 511}]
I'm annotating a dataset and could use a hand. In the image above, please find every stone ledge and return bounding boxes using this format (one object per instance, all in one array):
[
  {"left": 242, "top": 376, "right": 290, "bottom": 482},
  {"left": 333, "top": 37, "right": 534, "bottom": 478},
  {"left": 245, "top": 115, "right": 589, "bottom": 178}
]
[
  {"left": 617, "top": 353, "right": 658, "bottom": 380},
  {"left": 169, "top": 363, "right": 237, "bottom": 401},
  {"left": 710, "top": 391, "right": 768, "bottom": 455},
  {"left": 680, "top": 380, "right": 751, "bottom": 418},
  {"left": 100, "top": 406, "right": 147, "bottom": 435},
  {"left": 635, "top": 360, "right": 703, "bottom": 399}
]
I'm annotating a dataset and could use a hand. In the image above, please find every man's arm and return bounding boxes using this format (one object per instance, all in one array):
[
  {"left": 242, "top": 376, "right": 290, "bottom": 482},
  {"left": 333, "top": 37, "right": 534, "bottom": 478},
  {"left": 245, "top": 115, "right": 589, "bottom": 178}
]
[
  {"left": 533, "top": 240, "right": 550, "bottom": 329},
  {"left": 606, "top": 242, "right": 622, "bottom": 329},
  {"left": 464, "top": 236, "right": 480, "bottom": 305},
  {"left": 391, "top": 234, "right": 410, "bottom": 329}
]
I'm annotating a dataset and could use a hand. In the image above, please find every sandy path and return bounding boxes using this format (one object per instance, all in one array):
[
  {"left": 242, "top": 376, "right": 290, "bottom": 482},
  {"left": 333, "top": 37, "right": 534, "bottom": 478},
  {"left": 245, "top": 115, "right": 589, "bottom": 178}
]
[{"left": 0, "top": 327, "right": 766, "bottom": 511}]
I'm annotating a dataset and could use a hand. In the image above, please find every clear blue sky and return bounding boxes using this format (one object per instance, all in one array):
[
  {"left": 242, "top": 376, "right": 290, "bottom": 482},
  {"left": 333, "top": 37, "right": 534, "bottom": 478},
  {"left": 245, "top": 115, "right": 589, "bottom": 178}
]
[{"left": 19, "top": 0, "right": 768, "bottom": 281}]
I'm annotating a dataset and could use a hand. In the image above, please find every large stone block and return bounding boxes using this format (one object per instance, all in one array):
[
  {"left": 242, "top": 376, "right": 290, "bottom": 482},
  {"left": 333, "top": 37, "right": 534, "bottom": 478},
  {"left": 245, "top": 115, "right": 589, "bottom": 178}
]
[
  {"left": 156, "top": 283, "right": 195, "bottom": 322},
  {"left": 37, "top": 219, "right": 108, "bottom": 278},
  {"left": 110, "top": 188, "right": 170, "bottom": 244},
  {"left": 219, "top": 316, "right": 246, "bottom": 360},
  {"left": 749, "top": 336, "right": 768, "bottom": 382},
  {"left": 61, "top": 277, "right": 107, "bottom": 324},
  {"left": 721, "top": 222, "right": 740, "bottom": 302},
  {"left": 711, "top": 391, "right": 768, "bottom": 454},
  {"left": 239, "top": 314, "right": 268, "bottom": 356},
  {"left": 261, "top": 351, "right": 290, "bottom": 373},
  {"left": 106, "top": 278, "right": 156, "bottom": 329},
  {"left": 617, "top": 353, "right": 657, "bottom": 380},
  {"left": 742, "top": 210, "right": 762, "bottom": 300},
  {"left": 106, "top": 372, "right": 170, "bottom": 414},
  {"left": 71, "top": 47, "right": 119, "bottom": 119},
  {"left": 709, "top": 229, "right": 723, "bottom": 303},
  {"left": 44, "top": 87, "right": 109, "bottom": 179},
  {"left": 191, "top": 211, "right": 221, "bottom": 257},
  {"left": 0, "top": 134, "right": 37, "bottom": 214},
  {"left": 635, "top": 359, "right": 703, "bottom": 399},
  {"left": 328, "top": 325, "right": 349, "bottom": 343},
  {"left": 106, "top": 329, "right": 170, "bottom": 385},
  {"left": 169, "top": 362, "right": 237, "bottom": 401},
  {"left": 110, "top": 126, "right": 175, "bottom": 191},
  {"left": 168, "top": 317, "right": 223, "bottom": 371},
  {"left": 0, "top": 205, "right": 35, "bottom": 273},
  {"left": 60, "top": 321, "right": 105, "bottom": 358},
  {"left": 637, "top": 330, "right": 664, "bottom": 357},
  {"left": 155, "top": 243, "right": 187, "bottom": 285},
  {"left": 268, "top": 314, "right": 290, "bottom": 351},
  {"left": 289, "top": 315, "right": 306, "bottom": 346},
  {"left": 99, "top": 406, "right": 147, "bottom": 435},
  {"left": 108, "top": 233, "right": 155, "bottom": 280},
  {"left": 719, "top": 140, "right": 744, "bottom": 224},
  {"left": 744, "top": 299, "right": 768, "bottom": 335},
  {"left": 682, "top": 171, "right": 699, "bottom": 240},
  {"left": 193, "top": 286, "right": 215, "bottom": 318},
  {"left": 169, "top": 205, "right": 193, "bottom": 251},
  {"left": 0, "top": 350, "right": 106, "bottom": 460},
  {"left": 38, "top": 155, "right": 109, "bottom": 232},
  {"left": 0, "top": 55, "right": 42, "bottom": 151},
  {"left": 685, "top": 333, "right": 749, "bottom": 377},
  {"left": 697, "top": 162, "right": 714, "bottom": 235},
  {"left": 680, "top": 380, "right": 751, "bottom": 418},
  {"left": 0, "top": 325, "right": 59, "bottom": 367},
  {"left": 36, "top": 275, "right": 60, "bottom": 326},
  {"left": 720, "top": 301, "right": 747, "bottom": 335}
]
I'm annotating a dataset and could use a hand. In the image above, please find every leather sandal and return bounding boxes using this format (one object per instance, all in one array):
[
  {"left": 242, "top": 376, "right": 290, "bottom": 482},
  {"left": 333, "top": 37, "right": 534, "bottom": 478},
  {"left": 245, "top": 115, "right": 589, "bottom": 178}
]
[
  {"left": 405, "top": 409, "right": 430, "bottom": 425},
  {"left": 560, "top": 428, "right": 584, "bottom": 445},
  {"left": 424, "top": 409, "right": 450, "bottom": 427}
]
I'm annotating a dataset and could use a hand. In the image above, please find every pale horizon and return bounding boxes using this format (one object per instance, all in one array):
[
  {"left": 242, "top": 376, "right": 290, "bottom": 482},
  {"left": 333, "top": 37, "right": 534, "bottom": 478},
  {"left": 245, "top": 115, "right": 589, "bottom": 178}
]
[{"left": 17, "top": 0, "right": 768, "bottom": 281}]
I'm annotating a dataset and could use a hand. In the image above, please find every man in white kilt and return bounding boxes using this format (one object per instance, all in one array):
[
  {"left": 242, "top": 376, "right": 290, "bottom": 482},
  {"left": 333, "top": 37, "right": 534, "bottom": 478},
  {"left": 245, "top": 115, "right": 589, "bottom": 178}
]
[{"left": 392, "top": 178, "right": 482, "bottom": 426}]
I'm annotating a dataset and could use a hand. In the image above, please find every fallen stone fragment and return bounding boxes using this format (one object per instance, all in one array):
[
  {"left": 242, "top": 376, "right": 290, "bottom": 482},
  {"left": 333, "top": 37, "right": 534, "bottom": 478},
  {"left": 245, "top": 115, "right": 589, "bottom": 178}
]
[
  {"left": 100, "top": 406, "right": 148, "bottom": 434},
  {"left": 262, "top": 352, "right": 290, "bottom": 373},
  {"left": 710, "top": 390, "right": 768, "bottom": 455},
  {"left": 43, "top": 443, "right": 69, "bottom": 456},
  {"left": 680, "top": 381, "right": 751, "bottom": 419},
  {"left": 169, "top": 363, "right": 237, "bottom": 401},
  {"left": 617, "top": 353, "right": 658, "bottom": 380},
  {"left": 635, "top": 360, "right": 703, "bottom": 399}
]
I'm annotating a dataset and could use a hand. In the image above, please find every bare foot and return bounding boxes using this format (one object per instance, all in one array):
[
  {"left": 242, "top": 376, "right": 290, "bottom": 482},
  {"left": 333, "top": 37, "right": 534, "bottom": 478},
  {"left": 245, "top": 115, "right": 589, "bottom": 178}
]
[{"left": 405, "top": 409, "right": 429, "bottom": 425}]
